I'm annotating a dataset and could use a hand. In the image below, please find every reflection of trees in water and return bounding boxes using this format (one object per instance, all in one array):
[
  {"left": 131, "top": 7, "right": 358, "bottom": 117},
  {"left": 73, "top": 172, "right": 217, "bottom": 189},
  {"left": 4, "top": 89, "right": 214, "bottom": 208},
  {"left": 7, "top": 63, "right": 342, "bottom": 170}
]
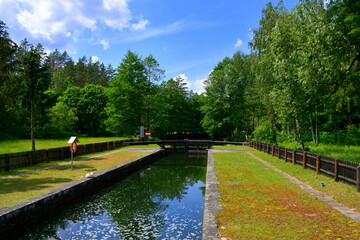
[
  {"left": 12, "top": 154, "right": 206, "bottom": 240},
  {"left": 101, "top": 154, "right": 206, "bottom": 238}
]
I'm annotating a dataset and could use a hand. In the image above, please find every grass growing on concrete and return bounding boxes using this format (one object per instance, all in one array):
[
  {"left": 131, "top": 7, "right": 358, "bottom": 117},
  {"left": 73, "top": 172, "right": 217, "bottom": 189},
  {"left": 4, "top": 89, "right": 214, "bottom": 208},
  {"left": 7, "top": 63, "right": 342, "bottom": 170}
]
[
  {"left": 0, "top": 145, "right": 160, "bottom": 178},
  {"left": 214, "top": 152, "right": 360, "bottom": 239},
  {"left": 247, "top": 148, "right": 360, "bottom": 213},
  {"left": 0, "top": 150, "right": 149, "bottom": 208},
  {"left": 0, "top": 137, "right": 133, "bottom": 154}
]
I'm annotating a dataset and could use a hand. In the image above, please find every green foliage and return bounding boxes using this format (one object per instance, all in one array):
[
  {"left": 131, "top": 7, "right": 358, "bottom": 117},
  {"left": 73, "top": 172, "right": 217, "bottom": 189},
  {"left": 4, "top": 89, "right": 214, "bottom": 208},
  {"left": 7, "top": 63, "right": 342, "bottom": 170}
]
[
  {"left": 253, "top": 119, "right": 277, "bottom": 144},
  {"left": 42, "top": 102, "right": 78, "bottom": 137},
  {"left": 201, "top": 52, "right": 250, "bottom": 140},
  {"left": 106, "top": 50, "right": 148, "bottom": 136},
  {"left": 59, "top": 85, "right": 108, "bottom": 136}
]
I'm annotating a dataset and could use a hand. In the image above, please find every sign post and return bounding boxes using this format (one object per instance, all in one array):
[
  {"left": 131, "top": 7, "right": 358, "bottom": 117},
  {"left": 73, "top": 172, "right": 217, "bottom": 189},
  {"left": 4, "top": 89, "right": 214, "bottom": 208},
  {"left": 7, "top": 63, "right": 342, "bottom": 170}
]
[
  {"left": 140, "top": 126, "right": 145, "bottom": 141},
  {"left": 68, "top": 137, "right": 79, "bottom": 171}
]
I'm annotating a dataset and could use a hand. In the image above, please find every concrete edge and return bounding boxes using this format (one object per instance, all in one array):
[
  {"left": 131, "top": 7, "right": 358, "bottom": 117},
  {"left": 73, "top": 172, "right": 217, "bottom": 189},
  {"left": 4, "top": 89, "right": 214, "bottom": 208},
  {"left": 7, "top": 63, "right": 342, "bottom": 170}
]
[
  {"left": 202, "top": 150, "right": 221, "bottom": 240},
  {"left": 0, "top": 149, "right": 165, "bottom": 236}
]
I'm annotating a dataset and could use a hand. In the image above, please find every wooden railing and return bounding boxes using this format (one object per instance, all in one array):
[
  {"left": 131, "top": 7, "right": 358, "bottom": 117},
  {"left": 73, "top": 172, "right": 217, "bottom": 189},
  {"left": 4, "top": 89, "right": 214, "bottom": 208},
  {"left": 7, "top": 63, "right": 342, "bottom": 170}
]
[{"left": 249, "top": 141, "right": 360, "bottom": 192}]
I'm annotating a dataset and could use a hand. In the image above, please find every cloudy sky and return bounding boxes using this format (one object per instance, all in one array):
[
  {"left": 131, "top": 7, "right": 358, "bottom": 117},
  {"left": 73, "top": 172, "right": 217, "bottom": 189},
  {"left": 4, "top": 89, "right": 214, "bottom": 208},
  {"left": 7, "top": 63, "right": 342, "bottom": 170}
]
[{"left": 0, "top": 0, "right": 299, "bottom": 93}]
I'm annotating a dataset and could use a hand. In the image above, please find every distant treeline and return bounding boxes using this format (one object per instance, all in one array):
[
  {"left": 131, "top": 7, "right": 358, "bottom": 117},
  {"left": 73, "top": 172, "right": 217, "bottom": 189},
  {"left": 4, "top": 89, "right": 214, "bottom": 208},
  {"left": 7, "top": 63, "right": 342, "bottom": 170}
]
[{"left": 0, "top": 0, "right": 359, "bottom": 150}]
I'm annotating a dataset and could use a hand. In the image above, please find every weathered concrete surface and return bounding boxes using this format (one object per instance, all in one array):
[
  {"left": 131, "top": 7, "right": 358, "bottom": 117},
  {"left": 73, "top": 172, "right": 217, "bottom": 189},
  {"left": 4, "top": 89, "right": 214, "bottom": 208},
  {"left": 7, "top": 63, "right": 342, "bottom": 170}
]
[
  {"left": 202, "top": 150, "right": 221, "bottom": 240},
  {"left": 0, "top": 149, "right": 164, "bottom": 236}
]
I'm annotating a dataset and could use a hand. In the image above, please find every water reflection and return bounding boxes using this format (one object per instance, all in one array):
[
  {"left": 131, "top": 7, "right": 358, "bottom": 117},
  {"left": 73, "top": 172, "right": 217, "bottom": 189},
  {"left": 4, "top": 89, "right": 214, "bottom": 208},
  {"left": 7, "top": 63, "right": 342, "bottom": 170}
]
[{"left": 13, "top": 154, "right": 206, "bottom": 240}]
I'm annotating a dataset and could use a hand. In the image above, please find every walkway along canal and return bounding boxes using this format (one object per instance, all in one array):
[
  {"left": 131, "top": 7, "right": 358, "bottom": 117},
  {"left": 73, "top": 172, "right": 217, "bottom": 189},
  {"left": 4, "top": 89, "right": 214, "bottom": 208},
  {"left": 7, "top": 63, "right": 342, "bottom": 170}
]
[{"left": 8, "top": 154, "right": 207, "bottom": 239}]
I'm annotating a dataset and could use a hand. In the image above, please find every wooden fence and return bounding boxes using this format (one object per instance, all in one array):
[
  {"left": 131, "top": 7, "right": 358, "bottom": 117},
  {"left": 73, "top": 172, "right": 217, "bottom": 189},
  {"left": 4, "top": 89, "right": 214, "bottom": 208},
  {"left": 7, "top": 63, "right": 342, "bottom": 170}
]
[
  {"left": 249, "top": 141, "right": 360, "bottom": 192},
  {"left": 0, "top": 139, "right": 134, "bottom": 172}
]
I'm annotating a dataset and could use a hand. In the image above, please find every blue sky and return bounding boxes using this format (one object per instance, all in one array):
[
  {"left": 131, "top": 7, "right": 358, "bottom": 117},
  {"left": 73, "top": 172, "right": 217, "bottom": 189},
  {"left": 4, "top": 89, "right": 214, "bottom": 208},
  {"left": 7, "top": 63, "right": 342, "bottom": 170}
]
[{"left": 0, "top": 0, "right": 300, "bottom": 93}]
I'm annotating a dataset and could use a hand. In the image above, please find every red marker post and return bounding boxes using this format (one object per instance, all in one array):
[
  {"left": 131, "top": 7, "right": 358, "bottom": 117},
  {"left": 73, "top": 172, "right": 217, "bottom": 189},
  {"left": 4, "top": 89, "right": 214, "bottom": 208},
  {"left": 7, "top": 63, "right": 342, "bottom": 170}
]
[{"left": 68, "top": 137, "right": 79, "bottom": 171}]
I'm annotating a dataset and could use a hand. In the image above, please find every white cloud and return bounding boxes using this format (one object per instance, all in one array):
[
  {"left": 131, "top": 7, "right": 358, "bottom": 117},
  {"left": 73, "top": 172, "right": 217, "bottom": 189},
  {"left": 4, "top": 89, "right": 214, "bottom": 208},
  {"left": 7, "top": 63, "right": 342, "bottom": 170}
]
[
  {"left": 174, "top": 74, "right": 191, "bottom": 88},
  {"left": 91, "top": 56, "right": 100, "bottom": 62},
  {"left": 193, "top": 79, "right": 206, "bottom": 94},
  {"left": 234, "top": 38, "right": 243, "bottom": 48},
  {"left": 99, "top": 38, "right": 110, "bottom": 50},
  {"left": 1, "top": 0, "right": 149, "bottom": 42},
  {"left": 132, "top": 19, "right": 150, "bottom": 31},
  {"left": 125, "top": 20, "right": 188, "bottom": 42},
  {"left": 173, "top": 74, "right": 206, "bottom": 94}
]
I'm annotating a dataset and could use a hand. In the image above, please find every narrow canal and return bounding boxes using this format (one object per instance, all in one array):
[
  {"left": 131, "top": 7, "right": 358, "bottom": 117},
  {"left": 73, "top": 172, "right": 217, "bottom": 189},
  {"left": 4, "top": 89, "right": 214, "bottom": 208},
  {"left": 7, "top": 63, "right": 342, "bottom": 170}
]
[{"left": 13, "top": 154, "right": 207, "bottom": 240}]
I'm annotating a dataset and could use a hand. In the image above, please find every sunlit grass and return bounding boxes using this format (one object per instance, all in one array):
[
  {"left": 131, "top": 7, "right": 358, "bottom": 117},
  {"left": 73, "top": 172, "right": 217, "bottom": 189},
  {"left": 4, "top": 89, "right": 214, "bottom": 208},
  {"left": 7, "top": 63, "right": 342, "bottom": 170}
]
[
  {"left": 279, "top": 142, "right": 360, "bottom": 163},
  {"left": 212, "top": 145, "right": 251, "bottom": 150},
  {"left": 0, "top": 150, "right": 148, "bottom": 208},
  {"left": 214, "top": 152, "right": 360, "bottom": 239},
  {"left": 0, "top": 137, "right": 134, "bottom": 154},
  {"left": 246, "top": 148, "right": 360, "bottom": 213},
  {"left": 0, "top": 144, "right": 160, "bottom": 178}
]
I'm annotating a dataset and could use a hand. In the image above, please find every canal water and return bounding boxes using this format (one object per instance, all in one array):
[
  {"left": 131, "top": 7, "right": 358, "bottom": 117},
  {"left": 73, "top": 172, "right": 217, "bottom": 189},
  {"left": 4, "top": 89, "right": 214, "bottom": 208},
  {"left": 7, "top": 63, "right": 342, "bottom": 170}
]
[{"left": 13, "top": 154, "right": 207, "bottom": 240}]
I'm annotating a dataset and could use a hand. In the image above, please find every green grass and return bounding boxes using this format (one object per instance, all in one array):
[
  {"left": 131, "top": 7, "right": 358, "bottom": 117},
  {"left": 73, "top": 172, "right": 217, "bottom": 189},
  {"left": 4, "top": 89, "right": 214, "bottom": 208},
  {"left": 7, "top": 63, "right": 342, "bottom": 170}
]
[
  {"left": 0, "top": 144, "right": 160, "bottom": 178},
  {"left": 0, "top": 137, "right": 134, "bottom": 154},
  {"left": 246, "top": 148, "right": 360, "bottom": 213},
  {"left": 0, "top": 149, "right": 151, "bottom": 208},
  {"left": 279, "top": 142, "right": 360, "bottom": 163},
  {"left": 214, "top": 152, "right": 360, "bottom": 239}
]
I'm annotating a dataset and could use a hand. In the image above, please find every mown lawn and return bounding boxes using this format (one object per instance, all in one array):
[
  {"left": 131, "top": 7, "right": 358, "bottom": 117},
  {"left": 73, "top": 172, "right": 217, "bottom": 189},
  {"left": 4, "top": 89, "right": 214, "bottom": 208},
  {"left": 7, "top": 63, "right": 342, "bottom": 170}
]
[
  {"left": 0, "top": 149, "right": 150, "bottom": 208},
  {"left": 0, "top": 137, "right": 134, "bottom": 154},
  {"left": 214, "top": 152, "right": 360, "bottom": 239}
]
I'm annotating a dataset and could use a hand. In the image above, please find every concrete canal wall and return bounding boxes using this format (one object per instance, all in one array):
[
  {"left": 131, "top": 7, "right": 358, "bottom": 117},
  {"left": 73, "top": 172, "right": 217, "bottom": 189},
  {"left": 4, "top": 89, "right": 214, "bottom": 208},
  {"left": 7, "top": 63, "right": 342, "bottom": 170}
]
[{"left": 0, "top": 149, "right": 165, "bottom": 236}]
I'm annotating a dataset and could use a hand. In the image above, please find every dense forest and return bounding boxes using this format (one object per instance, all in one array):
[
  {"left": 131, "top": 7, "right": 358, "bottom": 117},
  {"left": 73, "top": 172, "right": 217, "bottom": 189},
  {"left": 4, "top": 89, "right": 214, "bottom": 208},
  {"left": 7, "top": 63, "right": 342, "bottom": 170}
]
[{"left": 0, "top": 0, "right": 359, "bottom": 150}]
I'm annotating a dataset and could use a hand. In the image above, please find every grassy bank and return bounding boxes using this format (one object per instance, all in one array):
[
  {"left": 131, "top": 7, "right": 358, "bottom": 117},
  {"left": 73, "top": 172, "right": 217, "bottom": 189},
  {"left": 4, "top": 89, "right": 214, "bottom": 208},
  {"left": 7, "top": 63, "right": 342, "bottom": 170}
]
[
  {"left": 0, "top": 149, "right": 151, "bottom": 208},
  {"left": 0, "top": 137, "right": 134, "bottom": 154},
  {"left": 278, "top": 142, "right": 360, "bottom": 163},
  {"left": 247, "top": 147, "right": 360, "bottom": 213},
  {"left": 214, "top": 151, "right": 360, "bottom": 239}
]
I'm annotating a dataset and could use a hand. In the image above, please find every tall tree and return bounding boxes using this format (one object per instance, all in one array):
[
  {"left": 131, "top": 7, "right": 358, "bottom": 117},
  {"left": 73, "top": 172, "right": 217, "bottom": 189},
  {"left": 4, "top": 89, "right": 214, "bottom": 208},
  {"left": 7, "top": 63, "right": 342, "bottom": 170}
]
[
  {"left": 143, "top": 54, "right": 165, "bottom": 131},
  {"left": 201, "top": 52, "right": 249, "bottom": 140},
  {"left": 106, "top": 50, "right": 148, "bottom": 136},
  {"left": 17, "top": 40, "right": 50, "bottom": 150}
]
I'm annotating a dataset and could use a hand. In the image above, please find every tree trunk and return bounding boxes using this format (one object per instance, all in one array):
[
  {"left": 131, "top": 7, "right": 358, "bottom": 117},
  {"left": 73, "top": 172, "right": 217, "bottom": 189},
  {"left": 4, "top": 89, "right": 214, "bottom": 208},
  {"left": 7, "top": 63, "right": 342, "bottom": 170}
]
[
  {"left": 295, "top": 118, "right": 305, "bottom": 151},
  {"left": 31, "top": 99, "right": 36, "bottom": 151}
]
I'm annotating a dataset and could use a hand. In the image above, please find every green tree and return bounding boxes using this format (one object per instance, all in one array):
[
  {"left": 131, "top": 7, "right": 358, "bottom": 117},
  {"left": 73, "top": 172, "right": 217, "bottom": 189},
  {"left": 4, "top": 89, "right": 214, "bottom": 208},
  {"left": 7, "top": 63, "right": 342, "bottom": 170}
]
[
  {"left": 17, "top": 40, "right": 50, "bottom": 150},
  {"left": 106, "top": 50, "right": 148, "bottom": 136},
  {"left": 201, "top": 52, "right": 249, "bottom": 140},
  {"left": 46, "top": 102, "right": 78, "bottom": 137},
  {"left": 143, "top": 54, "right": 165, "bottom": 131}
]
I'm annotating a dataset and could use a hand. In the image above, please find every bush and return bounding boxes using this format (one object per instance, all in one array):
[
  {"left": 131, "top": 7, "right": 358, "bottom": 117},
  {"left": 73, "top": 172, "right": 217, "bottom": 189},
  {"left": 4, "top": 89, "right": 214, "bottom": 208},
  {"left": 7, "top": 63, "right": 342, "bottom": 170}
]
[{"left": 253, "top": 119, "right": 277, "bottom": 144}]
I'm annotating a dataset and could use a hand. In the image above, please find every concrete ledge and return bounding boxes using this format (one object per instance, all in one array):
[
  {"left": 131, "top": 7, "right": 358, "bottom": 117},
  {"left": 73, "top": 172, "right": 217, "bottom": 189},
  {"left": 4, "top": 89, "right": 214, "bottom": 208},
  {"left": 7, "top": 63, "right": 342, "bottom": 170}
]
[
  {"left": 0, "top": 149, "right": 165, "bottom": 236},
  {"left": 202, "top": 150, "right": 220, "bottom": 239}
]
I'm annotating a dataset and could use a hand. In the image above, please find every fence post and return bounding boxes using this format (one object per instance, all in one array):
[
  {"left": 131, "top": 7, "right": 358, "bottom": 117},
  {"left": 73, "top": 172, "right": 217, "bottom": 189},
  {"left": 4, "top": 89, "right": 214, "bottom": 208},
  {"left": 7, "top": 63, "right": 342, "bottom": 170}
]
[
  {"left": 107, "top": 141, "right": 110, "bottom": 151},
  {"left": 278, "top": 147, "right": 281, "bottom": 159},
  {"left": 357, "top": 166, "right": 360, "bottom": 192},
  {"left": 316, "top": 156, "right": 321, "bottom": 174},
  {"left": 5, "top": 154, "right": 9, "bottom": 172},
  {"left": 284, "top": 148, "right": 287, "bottom": 162},
  {"left": 303, "top": 152, "right": 307, "bottom": 168},
  {"left": 93, "top": 143, "right": 96, "bottom": 153},
  {"left": 45, "top": 149, "right": 49, "bottom": 163},
  {"left": 292, "top": 151, "right": 296, "bottom": 164},
  {"left": 272, "top": 145, "right": 275, "bottom": 156},
  {"left": 28, "top": 151, "right": 32, "bottom": 165},
  {"left": 334, "top": 159, "right": 339, "bottom": 181}
]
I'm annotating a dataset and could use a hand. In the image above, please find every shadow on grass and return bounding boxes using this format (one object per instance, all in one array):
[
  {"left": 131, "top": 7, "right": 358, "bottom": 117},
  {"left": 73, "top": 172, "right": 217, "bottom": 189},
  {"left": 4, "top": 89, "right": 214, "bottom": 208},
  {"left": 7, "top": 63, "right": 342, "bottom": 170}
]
[{"left": 0, "top": 176, "right": 72, "bottom": 194}]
